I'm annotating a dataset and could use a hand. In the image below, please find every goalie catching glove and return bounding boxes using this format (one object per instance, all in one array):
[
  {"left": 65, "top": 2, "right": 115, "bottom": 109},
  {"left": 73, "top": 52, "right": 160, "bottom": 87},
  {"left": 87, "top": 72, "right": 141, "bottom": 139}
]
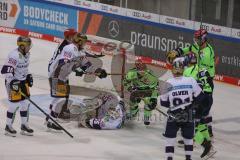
[{"left": 94, "top": 68, "right": 107, "bottom": 79}]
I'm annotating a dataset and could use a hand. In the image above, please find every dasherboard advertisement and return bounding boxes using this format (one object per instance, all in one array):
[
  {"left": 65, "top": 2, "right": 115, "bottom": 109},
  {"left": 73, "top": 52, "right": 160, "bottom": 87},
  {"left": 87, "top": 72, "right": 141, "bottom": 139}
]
[{"left": 15, "top": 0, "right": 77, "bottom": 38}]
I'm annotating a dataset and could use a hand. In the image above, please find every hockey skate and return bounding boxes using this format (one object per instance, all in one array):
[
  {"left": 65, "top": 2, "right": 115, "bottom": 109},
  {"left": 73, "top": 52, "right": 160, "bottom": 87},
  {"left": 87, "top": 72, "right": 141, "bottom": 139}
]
[
  {"left": 58, "top": 109, "right": 71, "bottom": 120},
  {"left": 202, "top": 146, "right": 217, "bottom": 160},
  {"left": 144, "top": 115, "right": 150, "bottom": 125},
  {"left": 46, "top": 121, "right": 62, "bottom": 132},
  {"left": 201, "top": 139, "right": 216, "bottom": 159},
  {"left": 5, "top": 125, "right": 17, "bottom": 137},
  {"left": 20, "top": 124, "right": 34, "bottom": 136}
]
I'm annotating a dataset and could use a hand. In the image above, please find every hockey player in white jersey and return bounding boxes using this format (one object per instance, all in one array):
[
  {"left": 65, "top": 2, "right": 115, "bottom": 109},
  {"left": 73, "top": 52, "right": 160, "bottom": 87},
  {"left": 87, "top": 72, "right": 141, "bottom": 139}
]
[
  {"left": 1, "top": 36, "right": 34, "bottom": 137},
  {"left": 48, "top": 28, "right": 77, "bottom": 72},
  {"left": 47, "top": 28, "right": 77, "bottom": 119},
  {"left": 70, "top": 93, "right": 125, "bottom": 130},
  {"left": 47, "top": 32, "right": 107, "bottom": 130},
  {"left": 160, "top": 57, "right": 203, "bottom": 160}
]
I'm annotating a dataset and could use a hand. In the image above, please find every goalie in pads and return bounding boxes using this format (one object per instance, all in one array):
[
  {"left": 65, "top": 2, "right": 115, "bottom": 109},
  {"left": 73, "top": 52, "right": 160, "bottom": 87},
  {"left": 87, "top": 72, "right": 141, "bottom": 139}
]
[{"left": 70, "top": 93, "right": 125, "bottom": 130}]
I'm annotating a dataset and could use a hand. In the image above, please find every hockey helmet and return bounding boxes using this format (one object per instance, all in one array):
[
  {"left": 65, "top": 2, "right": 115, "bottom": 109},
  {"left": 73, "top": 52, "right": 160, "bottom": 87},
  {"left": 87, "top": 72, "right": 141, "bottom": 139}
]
[
  {"left": 194, "top": 29, "right": 208, "bottom": 46},
  {"left": 17, "top": 36, "right": 32, "bottom": 53},
  {"left": 72, "top": 32, "right": 87, "bottom": 46},
  {"left": 166, "top": 50, "right": 178, "bottom": 64},
  {"left": 172, "top": 57, "right": 185, "bottom": 76},
  {"left": 17, "top": 36, "right": 32, "bottom": 47},
  {"left": 64, "top": 28, "right": 77, "bottom": 38},
  {"left": 135, "top": 59, "right": 147, "bottom": 71}
]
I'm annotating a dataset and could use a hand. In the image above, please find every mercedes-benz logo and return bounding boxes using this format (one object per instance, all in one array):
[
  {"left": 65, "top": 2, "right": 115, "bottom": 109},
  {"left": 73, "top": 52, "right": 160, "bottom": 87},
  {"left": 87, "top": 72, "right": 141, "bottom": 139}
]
[{"left": 108, "top": 20, "right": 119, "bottom": 38}]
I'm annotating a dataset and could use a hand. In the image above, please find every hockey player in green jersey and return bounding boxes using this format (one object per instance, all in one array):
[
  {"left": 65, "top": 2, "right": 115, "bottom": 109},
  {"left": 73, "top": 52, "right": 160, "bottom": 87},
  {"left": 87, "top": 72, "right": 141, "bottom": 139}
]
[
  {"left": 182, "top": 53, "right": 215, "bottom": 158},
  {"left": 167, "top": 29, "right": 215, "bottom": 80},
  {"left": 124, "top": 59, "right": 158, "bottom": 125}
]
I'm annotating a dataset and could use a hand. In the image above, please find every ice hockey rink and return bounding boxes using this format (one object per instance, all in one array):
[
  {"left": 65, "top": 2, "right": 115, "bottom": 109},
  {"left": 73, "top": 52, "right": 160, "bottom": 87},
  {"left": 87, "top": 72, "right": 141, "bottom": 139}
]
[{"left": 0, "top": 32, "right": 240, "bottom": 160}]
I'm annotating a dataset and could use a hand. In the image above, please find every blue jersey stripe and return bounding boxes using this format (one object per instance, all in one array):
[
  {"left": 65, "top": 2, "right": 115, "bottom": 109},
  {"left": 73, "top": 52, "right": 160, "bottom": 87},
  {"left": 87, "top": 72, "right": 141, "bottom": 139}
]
[{"left": 168, "top": 85, "right": 193, "bottom": 91}]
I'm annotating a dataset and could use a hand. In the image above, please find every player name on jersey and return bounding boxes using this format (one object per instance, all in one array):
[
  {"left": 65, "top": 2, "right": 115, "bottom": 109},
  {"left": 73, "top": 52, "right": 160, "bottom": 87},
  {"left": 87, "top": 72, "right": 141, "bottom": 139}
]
[{"left": 172, "top": 90, "right": 188, "bottom": 96}]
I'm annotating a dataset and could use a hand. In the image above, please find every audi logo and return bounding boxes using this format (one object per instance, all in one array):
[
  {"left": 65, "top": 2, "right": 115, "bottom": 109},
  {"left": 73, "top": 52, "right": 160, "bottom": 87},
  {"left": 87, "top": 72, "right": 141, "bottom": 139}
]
[{"left": 132, "top": 11, "right": 141, "bottom": 17}]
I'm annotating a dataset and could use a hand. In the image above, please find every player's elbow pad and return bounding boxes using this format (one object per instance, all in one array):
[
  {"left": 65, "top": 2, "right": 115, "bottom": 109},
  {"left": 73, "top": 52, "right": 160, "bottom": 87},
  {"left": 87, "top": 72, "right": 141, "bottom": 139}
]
[
  {"left": 58, "top": 59, "right": 66, "bottom": 66},
  {"left": 160, "top": 100, "right": 170, "bottom": 108},
  {"left": 1, "top": 65, "right": 14, "bottom": 75}
]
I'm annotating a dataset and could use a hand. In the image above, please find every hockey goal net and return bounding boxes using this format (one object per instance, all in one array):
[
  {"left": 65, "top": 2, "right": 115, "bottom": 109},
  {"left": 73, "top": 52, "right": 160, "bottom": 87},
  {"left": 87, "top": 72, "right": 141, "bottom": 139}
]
[{"left": 68, "top": 35, "right": 135, "bottom": 98}]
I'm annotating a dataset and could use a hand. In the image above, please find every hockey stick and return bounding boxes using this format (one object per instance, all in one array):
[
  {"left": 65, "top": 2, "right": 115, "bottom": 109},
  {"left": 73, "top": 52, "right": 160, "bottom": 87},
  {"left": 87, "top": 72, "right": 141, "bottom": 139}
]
[
  {"left": 197, "top": 0, "right": 204, "bottom": 79},
  {"left": 155, "top": 107, "right": 176, "bottom": 119},
  {"left": 85, "top": 51, "right": 105, "bottom": 58},
  {"left": 19, "top": 91, "right": 74, "bottom": 138},
  {"left": 83, "top": 72, "right": 124, "bottom": 76}
]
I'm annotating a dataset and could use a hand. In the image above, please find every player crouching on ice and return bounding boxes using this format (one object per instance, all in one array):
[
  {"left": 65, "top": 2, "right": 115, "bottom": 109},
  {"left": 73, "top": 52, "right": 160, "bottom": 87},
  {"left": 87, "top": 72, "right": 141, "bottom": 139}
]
[
  {"left": 76, "top": 93, "right": 125, "bottom": 130},
  {"left": 47, "top": 32, "right": 107, "bottom": 131},
  {"left": 124, "top": 59, "right": 158, "bottom": 125},
  {"left": 67, "top": 93, "right": 125, "bottom": 130},
  {"left": 160, "top": 57, "right": 204, "bottom": 160},
  {"left": 1, "top": 36, "right": 34, "bottom": 137}
]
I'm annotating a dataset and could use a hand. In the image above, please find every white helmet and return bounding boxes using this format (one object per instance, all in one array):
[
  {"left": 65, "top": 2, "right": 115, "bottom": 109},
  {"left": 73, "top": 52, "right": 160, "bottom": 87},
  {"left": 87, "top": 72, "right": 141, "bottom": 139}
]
[{"left": 172, "top": 57, "right": 186, "bottom": 76}]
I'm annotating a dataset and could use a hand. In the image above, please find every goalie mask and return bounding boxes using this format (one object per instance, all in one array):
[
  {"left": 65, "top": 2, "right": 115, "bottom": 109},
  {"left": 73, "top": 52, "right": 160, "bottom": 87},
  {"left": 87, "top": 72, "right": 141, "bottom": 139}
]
[
  {"left": 17, "top": 36, "right": 32, "bottom": 54},
  {"left": 107, "top": 105, "right": 120, "bottom": 120}
]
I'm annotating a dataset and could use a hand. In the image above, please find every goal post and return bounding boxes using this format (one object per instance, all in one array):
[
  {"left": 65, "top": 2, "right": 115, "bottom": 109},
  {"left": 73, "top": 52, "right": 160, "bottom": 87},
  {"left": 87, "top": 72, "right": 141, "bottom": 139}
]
[{"left": 68, "top": 35, "right": 135, "bottom": 98}]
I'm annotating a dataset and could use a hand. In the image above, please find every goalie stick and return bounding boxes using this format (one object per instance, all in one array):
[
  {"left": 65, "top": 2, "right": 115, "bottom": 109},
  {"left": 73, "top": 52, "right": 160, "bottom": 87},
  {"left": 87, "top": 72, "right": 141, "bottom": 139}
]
[{"left": 83, "top": 72, "right": 124, "bottom": 76}]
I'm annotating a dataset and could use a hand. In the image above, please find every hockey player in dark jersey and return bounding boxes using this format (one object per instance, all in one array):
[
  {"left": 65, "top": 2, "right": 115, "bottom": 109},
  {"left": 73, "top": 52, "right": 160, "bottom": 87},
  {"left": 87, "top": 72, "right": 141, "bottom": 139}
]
[{"left": 160, "top": 57, "right": 204, "bottom": 160}]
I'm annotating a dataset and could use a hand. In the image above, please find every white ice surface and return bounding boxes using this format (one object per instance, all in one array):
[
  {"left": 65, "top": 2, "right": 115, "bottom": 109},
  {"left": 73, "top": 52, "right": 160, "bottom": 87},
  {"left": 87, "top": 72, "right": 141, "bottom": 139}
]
[{"left": 0, "top": 33, "right": 240, "bottom": 160}]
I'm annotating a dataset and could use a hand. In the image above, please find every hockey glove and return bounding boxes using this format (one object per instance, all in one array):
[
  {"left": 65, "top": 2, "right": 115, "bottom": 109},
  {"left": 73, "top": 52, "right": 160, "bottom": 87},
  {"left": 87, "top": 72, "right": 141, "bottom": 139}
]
[
  {"left": 75, "top": 70, "right": 84, "bottom": 77},
  {"left": 26, "top": 74, "right": 33, "bottom": 87},
  {"left": 74, "top": 68, "right": 84, "bottom": 77},
  {"left": 10, "top": 79, "right": 21, "bottom": 92},
  {"left": 95, "top": 68, "right": 107, "bottom": 79},
  {"left": 127, "top": 86, "right": 137, "bottom": 93}
]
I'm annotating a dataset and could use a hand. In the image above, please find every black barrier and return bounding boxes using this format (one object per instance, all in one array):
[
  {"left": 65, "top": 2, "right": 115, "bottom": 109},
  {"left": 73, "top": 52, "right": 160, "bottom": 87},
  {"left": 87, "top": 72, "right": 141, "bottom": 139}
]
[{"left": 79, "top": 13, "right": 240, "bottom": 79}]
